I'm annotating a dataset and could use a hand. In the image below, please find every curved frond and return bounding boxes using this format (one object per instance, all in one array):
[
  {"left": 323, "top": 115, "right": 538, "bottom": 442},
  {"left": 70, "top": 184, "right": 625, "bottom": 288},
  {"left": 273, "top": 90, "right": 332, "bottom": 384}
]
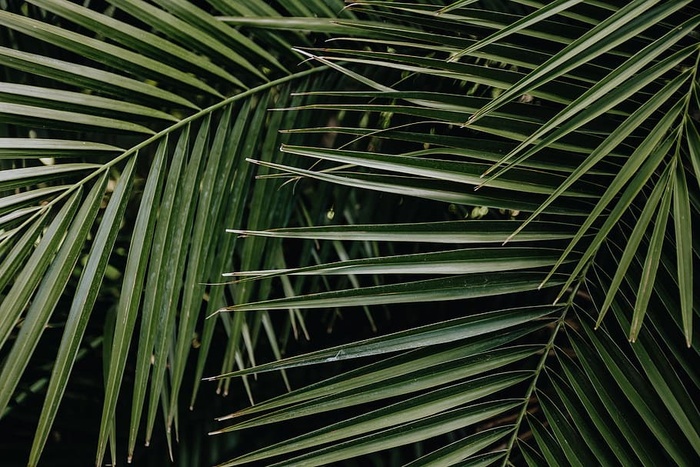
[
  {"left": 217, "top": 1, "right": 700, "bottom": 465},
  {"left": 1, "top": 0, "right": 698, "bottom": 465},
  {"left": 0, "top": 0, "right": 355, "bottom": 464}
]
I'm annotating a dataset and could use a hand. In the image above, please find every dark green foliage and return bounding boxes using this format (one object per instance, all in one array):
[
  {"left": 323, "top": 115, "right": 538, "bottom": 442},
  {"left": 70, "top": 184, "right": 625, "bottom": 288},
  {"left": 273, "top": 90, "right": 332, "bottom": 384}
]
[{"left": 0, "top": 1, "right": 698, "bottom": 466}]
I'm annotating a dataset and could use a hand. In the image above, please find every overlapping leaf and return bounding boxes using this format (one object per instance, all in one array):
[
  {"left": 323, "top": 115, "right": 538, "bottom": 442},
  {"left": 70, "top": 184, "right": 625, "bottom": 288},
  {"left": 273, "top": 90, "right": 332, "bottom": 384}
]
[
  {"left": 217, "top": 1, "right": 700, "bottom": 465},
  {"left": 1, "top": 0, "right": 698, "bottom": 466},
  {"left": 0, "top": 0, "right": 353, "bottom": 465}
]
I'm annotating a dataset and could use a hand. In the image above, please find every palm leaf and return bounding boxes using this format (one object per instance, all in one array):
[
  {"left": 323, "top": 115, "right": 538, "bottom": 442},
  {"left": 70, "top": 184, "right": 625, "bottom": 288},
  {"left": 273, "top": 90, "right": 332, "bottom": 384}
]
[
  {"left": 1, "top": 0, "right": 699, "bottom": 465},
  {"left": 216, "top": 1, "right": 700, "bottom": 465},
  {"left": 0, "top": 0, "right": 355, "bottom": 464}
]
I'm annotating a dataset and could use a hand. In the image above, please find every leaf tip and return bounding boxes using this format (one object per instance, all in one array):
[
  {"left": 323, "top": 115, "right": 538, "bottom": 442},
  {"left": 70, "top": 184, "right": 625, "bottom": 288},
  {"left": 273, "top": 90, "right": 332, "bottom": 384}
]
[
  {"left": 206, "top": 308, "right": 225, "bottom": 319},
  {"left": 503, "top": 233, "right": 516, "bottom": 245}
]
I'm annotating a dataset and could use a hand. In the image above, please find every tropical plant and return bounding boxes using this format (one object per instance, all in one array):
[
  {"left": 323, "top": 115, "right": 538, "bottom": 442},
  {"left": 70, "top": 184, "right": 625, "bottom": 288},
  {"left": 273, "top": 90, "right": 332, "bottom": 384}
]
[
  {"left": 0, "top": 0, "right": 698, "bottom": 466},
  {"left": 0, "top": 0, "right": 359, "bottom": 464}
]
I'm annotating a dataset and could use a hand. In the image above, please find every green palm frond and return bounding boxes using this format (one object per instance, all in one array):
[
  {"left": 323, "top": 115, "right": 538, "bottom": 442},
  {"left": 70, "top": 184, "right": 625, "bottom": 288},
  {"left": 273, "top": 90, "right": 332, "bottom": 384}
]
[
  {"left": 0, "top": 0, "right": 364, "bottom": 465},
  {"left": 215, "top": 1, "right": 700, "bottom": 465},
  {"left": 1, "top": 0, "right": 699, "bottom": 466}
]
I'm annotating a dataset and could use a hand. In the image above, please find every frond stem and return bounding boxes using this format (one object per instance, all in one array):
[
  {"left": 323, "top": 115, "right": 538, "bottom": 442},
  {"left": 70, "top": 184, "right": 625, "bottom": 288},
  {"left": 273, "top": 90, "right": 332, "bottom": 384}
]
[
  {"left": 501, "top": 267, "right": 589, "bottom": 466},
  {"left": 1, "top": 65, "right": 327, "bottom": 248}
]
